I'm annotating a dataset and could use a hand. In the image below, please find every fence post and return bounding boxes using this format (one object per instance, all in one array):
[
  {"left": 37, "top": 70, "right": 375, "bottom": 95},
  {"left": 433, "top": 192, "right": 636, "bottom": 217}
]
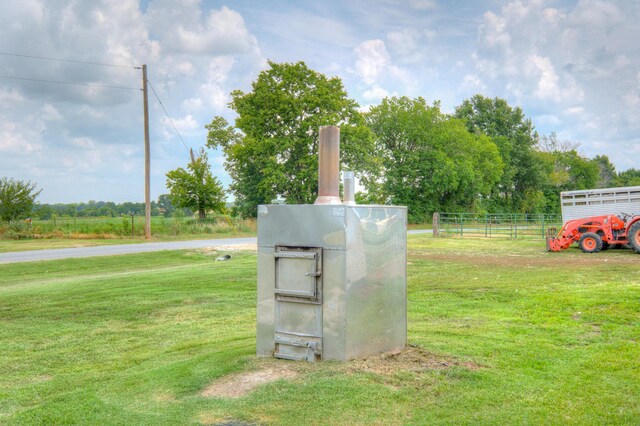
[
  {"left": 460, "top": 214, "right": 464, "bottom": 237},
  {"left": 432, "top": 212, "right": 440, "bottom": 237},
  {"left": 484, "top": 214, "right": 488, "bottom": 237}
]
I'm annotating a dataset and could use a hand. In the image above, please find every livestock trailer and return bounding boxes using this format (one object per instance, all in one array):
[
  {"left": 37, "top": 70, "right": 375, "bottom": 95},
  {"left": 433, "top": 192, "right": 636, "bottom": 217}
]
[{"left": 560, "top": 186, "right": 640, "bottom": 223}]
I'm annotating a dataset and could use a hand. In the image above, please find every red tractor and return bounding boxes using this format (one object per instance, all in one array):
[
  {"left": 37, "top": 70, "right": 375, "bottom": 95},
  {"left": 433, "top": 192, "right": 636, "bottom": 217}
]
[{"left": 546, "top": 212, "right": 640, "bottom": 253}]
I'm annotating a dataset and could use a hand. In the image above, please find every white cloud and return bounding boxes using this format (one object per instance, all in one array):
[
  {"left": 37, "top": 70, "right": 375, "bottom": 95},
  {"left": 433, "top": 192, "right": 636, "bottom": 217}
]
[
  {"left": 41, "top": 104, "right": 62, "bottom": 121},
  {"left": 70, "top": 137, "right": 96, "bottom": 149},
  {"left": 362, "top": 84, "right": 389, "bottom": 101},
  {"left": 564, "top": 106, "right": 585, "bottom": 116},
  {"left": 542, "top": 7, "right": 565, "bottom": 24},
  {"left": 469, "top": 0, "right": 640, "bottom": 171},
  {"left": 351, "top": 38, "right": 415, "bottom": 101},
  {"left": 0, "top": 0, "right": 265, "bottom": 201},
  {"left": 162, "top": 114, "right": 197, "bottom": 136},
  {"left": 479, "top": 11, "right": 511, "bottom": 50},
  {"left": 148, "top": 3, "right": 258, "bottom": 56},
  {"left": 409, "top": 0, "right": 437, "bottom": 10},
  {"left": 530, "top": 55, "right": 561, "bottom": 101},
  {"left": 354, "top": 39, "right": 391, "bottom": 85},
  {"left": 461, "top": 74, "right": 486, "bottom": 92},
  {"left": 182, "top": 97, "right": 203, "bottom": 112},
  {"left": 0, "top": 88, "right": 25, "bottom": 103},
  {"left": 0, "top": 126, "right": 30, "bottom": 154},
  {"left": 386, "top": 28, "right": 436, "bottom": 64}
]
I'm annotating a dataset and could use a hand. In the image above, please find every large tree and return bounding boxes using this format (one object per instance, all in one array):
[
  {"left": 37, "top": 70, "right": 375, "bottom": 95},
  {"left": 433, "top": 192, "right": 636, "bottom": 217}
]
[
  {"left": 366, "top": 96, "right": 503, "bottom": 222},
  {"left": 535, "top": 133, "right": 601, "bottom": 213},
  {"left": 591, "top": 154, "right": 617, "bottom": 188},
  {"left": 206, "top": 61, "right": 375, "bottom": 217},
  {"left": 0, "top": 177, "right": 42, "bottom": 223},
  {"left": 615, "top": 168, "right": 640, "bottom": 187},
  {"left": 165, "top": 149, "right": 225, "bottom": 219},
  {"left": 455, "top": 95, "right": 545, "bottom": 213}
]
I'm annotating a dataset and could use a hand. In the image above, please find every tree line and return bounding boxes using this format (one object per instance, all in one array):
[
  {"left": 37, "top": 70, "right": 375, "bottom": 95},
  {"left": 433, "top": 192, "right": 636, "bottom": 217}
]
[
  {"left": 19, "top": 196, "right": 189, "bottom": 221},
  {"left": 3, "top": 61, "right": 640, "bottom": 225},
  {"left": 202, "top": 61, "right": 639, "bottom": 222}
]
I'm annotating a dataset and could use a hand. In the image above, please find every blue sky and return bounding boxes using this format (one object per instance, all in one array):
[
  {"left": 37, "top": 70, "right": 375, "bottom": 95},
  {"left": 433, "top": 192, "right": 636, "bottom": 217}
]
[{"left": 1, "top": 0, "right": 639, "bottom": 203}]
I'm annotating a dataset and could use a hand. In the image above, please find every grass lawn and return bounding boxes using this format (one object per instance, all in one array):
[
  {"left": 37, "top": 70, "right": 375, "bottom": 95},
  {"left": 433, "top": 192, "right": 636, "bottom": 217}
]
[{"left": 0, "top": 237, "right": 638, "bottom": 424}]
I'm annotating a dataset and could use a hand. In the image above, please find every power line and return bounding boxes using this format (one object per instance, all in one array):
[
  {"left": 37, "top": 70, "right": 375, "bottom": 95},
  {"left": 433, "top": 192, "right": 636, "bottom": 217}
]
[
  {"left": 0, "top": 75, "right": 139, "bottom": 90},
  {"left": 0, "top": 51, "right": 137, "bottom": 69},
  {"left": 147, "top": 79, "right": 190, "bottom": 152}
]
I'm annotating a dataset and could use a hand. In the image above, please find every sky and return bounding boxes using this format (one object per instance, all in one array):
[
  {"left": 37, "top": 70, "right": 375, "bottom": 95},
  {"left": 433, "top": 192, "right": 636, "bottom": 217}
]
[{"left": 1, "top": 0, "right": 639, "bottom": 203}]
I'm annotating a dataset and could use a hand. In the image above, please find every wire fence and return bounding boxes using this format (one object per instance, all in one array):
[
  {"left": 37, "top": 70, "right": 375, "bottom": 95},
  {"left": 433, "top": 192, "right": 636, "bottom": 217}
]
[{"left": 432, "top": 212, "right": 563, "bottom": 239}]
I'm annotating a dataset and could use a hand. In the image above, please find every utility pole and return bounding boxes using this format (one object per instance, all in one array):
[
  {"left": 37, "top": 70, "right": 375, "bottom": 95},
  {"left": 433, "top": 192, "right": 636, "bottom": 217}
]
[{"left": 142, "top": 64, "right": 151, "bottom": 240}]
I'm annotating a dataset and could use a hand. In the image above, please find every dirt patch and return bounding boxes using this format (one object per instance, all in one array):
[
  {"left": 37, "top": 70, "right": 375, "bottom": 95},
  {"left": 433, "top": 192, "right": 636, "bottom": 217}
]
[
  {"left": 415, "top": 251, "right": 638, "bottom": 268},
  {"left": 344, "top": 346, "right": 483, "bottom": 375},
  {"left": 201, "top": 364, "right": 298, "bottom": 398},
  {"left": 201, "top": 347, "right": 480, "bottom": 399}
]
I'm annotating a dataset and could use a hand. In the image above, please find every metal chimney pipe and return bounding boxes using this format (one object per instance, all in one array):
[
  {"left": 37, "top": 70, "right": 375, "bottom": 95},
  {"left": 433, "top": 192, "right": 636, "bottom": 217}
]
[
  {"left": 343, "top": 171, "right": 356, "bottom": 205},
  {"left": 314, "top": 126, "right": 342, "bottom": 205}
]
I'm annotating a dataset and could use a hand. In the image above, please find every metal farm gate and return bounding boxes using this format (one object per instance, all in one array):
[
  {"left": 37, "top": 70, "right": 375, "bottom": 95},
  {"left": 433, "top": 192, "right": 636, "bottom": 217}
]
[{"left": 433, "top": 213, "right": 562, "bottom": 239}]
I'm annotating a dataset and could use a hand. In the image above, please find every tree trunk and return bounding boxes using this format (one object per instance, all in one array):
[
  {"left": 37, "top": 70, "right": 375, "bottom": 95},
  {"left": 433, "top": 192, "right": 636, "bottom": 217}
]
[{"left": 198, "top": 208, "right": 206, "bottom": 220}]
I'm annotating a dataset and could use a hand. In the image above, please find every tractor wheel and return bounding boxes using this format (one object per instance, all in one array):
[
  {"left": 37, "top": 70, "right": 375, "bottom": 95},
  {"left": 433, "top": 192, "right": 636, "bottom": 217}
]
[
  {"left": 579, "top": 232, "right": 603, "bottom": 253},
  {"left": 628, "top": 222, "right": 640, "bottom": 254}
]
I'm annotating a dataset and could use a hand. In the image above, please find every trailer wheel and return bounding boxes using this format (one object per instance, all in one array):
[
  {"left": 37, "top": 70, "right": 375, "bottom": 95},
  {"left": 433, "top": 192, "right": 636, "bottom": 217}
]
[
  {"left": 628, "top": 222, "right": 640, "bottom": 254},
  {"left": 579, "top": 232, "right": 603, "bottom": 253}
]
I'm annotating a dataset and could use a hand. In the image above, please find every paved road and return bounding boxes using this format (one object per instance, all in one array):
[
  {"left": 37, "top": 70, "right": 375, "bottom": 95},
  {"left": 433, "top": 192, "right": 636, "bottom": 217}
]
[
  {"left": 0, "top": 237, "right": 258, "bottom": 264},
  {"left": 0, "top": 230, "right": 432, "bottom": 265}
]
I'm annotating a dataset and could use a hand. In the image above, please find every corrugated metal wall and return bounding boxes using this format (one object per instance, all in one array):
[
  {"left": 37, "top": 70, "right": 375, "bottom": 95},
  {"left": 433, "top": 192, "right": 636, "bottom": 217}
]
[{"left": 560, "top": 186, "right": 640, "bottom": 222}]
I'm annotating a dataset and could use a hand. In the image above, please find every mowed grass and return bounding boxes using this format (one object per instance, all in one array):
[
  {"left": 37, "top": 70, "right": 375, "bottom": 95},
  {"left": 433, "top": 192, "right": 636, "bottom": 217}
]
[{"left": 0, "top": 237, "right": 639, "bottom": 425}]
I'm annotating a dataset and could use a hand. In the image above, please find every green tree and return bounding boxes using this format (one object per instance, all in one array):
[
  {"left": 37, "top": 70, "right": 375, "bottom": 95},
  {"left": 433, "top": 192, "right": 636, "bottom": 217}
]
[
  {"left": 34, "top": 204, "right": 53, "bottom": 220},
  {"left": 0, "top": 177, "right": 42, "bottom": 223},
  {"left": 615, "top": 168, "right": 640, "bottom": 187},
  {"left": 366, "top": 96, "right": 503, "bottom": 222},
  {"left": 455, "top": 95, "right": 544, "bottom": 213},
  {"left": 157, "top": 194, "right": 175, "bottom": 217},
  {"left": 592, "top": 154, "right": 617, "bottom": 188},
  {"left": 206, "top": 61, "right": 376, "bottom": 217},
  {"left": 538, "top": 149, "right": 600, "bottom": 213},
  {"left": 165, "top": 148, "right": 226, "bottom": 219},
  {"left": 535, "top": 133, "right": 600, "bottom": 213}
]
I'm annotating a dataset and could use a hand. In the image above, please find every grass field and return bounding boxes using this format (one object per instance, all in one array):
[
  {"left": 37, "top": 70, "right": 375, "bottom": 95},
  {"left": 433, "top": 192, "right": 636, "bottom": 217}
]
[
  {"left": 0, "top": 215, "right": 258, "bottom": 253},
  {"left": 0, "top": 215, "right": 257, "bottom": 243},
  {"left": 1, "top": 237, "right": 639, "bottom": 424}
]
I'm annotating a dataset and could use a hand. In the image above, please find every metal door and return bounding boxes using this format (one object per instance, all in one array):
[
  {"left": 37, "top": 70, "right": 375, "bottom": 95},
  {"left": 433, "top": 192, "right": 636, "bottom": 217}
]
[{"left": 273, "top": 246, "right": 323, "bottom": 361}]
